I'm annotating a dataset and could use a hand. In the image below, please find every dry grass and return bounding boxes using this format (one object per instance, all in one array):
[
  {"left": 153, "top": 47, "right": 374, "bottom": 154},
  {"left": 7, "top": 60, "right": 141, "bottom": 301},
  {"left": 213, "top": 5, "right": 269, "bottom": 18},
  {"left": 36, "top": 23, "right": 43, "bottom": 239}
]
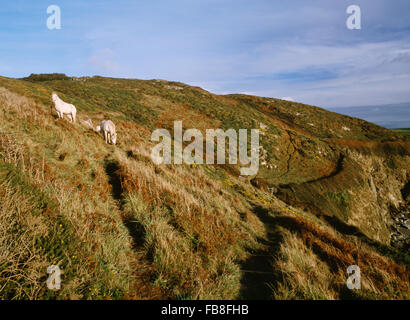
[
  {"left": 272, "top": 231, "right": 335, "bottom": 300},
  {"left": 0, "top": 86, "right": 263, "bottom": 300},
  {"left": 0, "top": 176, "right": 49, "bottom": 299},
  {"left": 272, "top": 215, "right": 409, "bottom": 300},
  {"left": 0, "top": 88, "right": 160, "bottom": 299},
  {"left": 117, "top": 145, "right": 264, "bottom": 299},
  {"left": 0, "top": 78, "right": 408, "bottom": 301}
]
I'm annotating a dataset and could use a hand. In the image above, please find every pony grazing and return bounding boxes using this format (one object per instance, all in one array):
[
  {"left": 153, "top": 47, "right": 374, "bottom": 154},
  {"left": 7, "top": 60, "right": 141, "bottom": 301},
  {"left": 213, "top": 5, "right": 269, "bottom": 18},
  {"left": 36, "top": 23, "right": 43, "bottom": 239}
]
[
  {"left": 97, "top": 120, "right": 117, "bottom": 145},
  {"left": 52, "top": 92, "right": 77, "bottom": 123}
]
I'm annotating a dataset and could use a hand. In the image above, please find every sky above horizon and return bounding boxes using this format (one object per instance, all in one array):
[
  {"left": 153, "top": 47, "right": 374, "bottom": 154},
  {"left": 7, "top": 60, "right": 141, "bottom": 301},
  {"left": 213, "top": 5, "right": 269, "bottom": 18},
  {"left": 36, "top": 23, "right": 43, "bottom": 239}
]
[{"left": 1, "top": 0, "right": 410, "bottom": 108}]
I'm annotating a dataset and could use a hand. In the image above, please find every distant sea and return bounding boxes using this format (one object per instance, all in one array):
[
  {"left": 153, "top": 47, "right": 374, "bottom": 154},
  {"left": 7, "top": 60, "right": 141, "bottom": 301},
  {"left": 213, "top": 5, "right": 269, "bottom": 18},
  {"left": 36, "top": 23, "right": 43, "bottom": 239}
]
[{"left": 327, "top": 102, "right": 410, "bottom": 129}]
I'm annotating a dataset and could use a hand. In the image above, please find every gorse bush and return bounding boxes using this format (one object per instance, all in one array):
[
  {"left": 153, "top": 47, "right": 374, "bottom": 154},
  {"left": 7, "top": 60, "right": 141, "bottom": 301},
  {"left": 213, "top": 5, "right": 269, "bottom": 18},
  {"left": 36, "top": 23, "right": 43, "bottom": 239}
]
[{"left": 23, "top": 73, "right": 71, "bottom": 82}]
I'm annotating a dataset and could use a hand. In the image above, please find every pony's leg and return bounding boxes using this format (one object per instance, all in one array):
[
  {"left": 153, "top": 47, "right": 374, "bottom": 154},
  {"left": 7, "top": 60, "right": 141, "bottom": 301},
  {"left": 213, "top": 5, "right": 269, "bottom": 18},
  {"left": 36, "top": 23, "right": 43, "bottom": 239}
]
[{"left": 104, "top": 131, "right": 108, "bottom": 144}]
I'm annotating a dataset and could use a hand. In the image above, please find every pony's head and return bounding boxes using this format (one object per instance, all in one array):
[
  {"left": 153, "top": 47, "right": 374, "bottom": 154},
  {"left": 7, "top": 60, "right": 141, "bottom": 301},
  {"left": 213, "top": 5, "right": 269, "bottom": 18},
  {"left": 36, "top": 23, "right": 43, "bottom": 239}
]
[
  {"left": 111, "top": 132, "right": 117, "bottom": 145},
  {"left": 51, "top": 92, "right": 58, "bottom": 102}
]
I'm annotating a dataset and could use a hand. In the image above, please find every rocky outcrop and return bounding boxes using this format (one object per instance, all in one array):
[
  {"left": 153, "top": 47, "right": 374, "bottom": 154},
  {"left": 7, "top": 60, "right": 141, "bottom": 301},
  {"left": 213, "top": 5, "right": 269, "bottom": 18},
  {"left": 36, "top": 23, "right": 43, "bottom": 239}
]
[
  {"left": 391, "top": 182, "right": 410, "bottom": 251},
  {"left": 273, "top": 142, "right": 410, "bottom": 245}
]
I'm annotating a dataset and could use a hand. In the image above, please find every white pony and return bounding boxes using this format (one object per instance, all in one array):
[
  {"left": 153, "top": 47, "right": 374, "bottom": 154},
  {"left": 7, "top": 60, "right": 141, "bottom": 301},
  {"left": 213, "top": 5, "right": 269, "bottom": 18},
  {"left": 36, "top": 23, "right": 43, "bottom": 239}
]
[
  {"left": 96, "top": 120, "right": 117, "bottom": 145},
  {"left": 52, "top": 92, "right": 77, "bottom": 123}
]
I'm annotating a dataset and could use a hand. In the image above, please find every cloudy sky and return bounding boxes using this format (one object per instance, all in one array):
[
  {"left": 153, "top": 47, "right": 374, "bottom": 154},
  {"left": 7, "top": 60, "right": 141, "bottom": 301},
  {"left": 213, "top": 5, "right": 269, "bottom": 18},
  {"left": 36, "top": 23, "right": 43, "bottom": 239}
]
[{"left": 1, "top": 0, "right": 410, "bottom": 107}]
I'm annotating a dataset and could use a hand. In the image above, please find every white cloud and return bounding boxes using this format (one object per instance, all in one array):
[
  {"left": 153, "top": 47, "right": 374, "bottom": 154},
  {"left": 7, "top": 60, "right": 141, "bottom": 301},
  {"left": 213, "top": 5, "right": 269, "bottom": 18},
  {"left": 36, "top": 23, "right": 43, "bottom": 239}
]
[
  {"left": 88, "top": 48, "right": 120, "bottom": 74},
  {"left": 28, "top": 0, "right": 409, "bottom": 108},
  {"left": 205, "top": 37, "right": 410, "bottom": 107},
  {"left": 67, "top": 1, "right": 410, "bottom": 108},
  {"left": 281, "top": 97, "right": 295, "bottom": 102}
]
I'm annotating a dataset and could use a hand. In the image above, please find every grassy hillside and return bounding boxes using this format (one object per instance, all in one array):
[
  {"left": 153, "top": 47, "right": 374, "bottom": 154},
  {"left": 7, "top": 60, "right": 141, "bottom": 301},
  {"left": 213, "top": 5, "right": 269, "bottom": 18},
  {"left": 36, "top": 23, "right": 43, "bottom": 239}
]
[
  {"left": 394, "top": 128, "right": 410, "bottom": 137},
  {"left": 0, "top": 74, "right": 409, "bottom": 300}
]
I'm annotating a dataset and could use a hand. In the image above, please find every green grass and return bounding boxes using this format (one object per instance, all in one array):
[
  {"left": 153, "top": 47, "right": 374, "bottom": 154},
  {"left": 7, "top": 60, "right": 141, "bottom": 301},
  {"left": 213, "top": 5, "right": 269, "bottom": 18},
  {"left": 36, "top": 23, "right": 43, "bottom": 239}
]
[
  {"left": 0, "top": 74, "right": 409, "bottom": 300},
  {"left": 393, "top": 128, "right": 410, "bottom": 137}
]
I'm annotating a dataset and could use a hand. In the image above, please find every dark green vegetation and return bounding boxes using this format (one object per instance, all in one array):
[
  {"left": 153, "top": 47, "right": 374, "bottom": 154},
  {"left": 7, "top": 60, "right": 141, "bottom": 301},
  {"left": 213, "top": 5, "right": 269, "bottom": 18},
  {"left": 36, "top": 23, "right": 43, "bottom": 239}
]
[
  {"left": 394, "top": 128, "right": 410, "bottom": 137},
  {"left": 0, "top": 74, "right": 409, "bottom": 300}
]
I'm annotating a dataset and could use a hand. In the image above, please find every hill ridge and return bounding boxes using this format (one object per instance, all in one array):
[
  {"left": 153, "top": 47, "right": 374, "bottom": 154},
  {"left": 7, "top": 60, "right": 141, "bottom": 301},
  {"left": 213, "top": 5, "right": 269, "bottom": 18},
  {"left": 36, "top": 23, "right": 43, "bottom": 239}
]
[{"left": 0, "top": 74, "right": 408, "bottom": 300}]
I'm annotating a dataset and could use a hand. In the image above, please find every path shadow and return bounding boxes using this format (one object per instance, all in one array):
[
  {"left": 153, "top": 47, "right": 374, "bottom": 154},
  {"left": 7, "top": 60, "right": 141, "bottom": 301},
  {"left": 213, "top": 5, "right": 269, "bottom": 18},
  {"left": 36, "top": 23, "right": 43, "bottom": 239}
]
[
  {"left": 320, "top": 214, "right": 365, "bottom": 237},
  {"left": 123, "top": 219, "right": 146, "bottom": 250},
  {"left": 238, "top": 205, "right": 283, "bottom": 300},
  {"left": 320, "top": 214, "right": 410, "bottom": 266},
  {"left": 240, "top": 208, "right": 409, "bottom": 300},
  {"left": 401, "top": 181, "right": 410, "bottom": 200},
  {"left": 104, "top": 159, "right": 146, "bottom": 251},
  {"left": 104, "top": 160, "right": 123, "bottom": 204}
]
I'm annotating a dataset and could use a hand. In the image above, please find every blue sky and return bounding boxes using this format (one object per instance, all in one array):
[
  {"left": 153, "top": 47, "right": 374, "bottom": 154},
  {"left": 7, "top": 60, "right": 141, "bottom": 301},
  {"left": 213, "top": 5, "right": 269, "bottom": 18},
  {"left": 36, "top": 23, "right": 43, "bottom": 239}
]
[{"left": 1, "top": 0, "right": 410, "bottom": 107}]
